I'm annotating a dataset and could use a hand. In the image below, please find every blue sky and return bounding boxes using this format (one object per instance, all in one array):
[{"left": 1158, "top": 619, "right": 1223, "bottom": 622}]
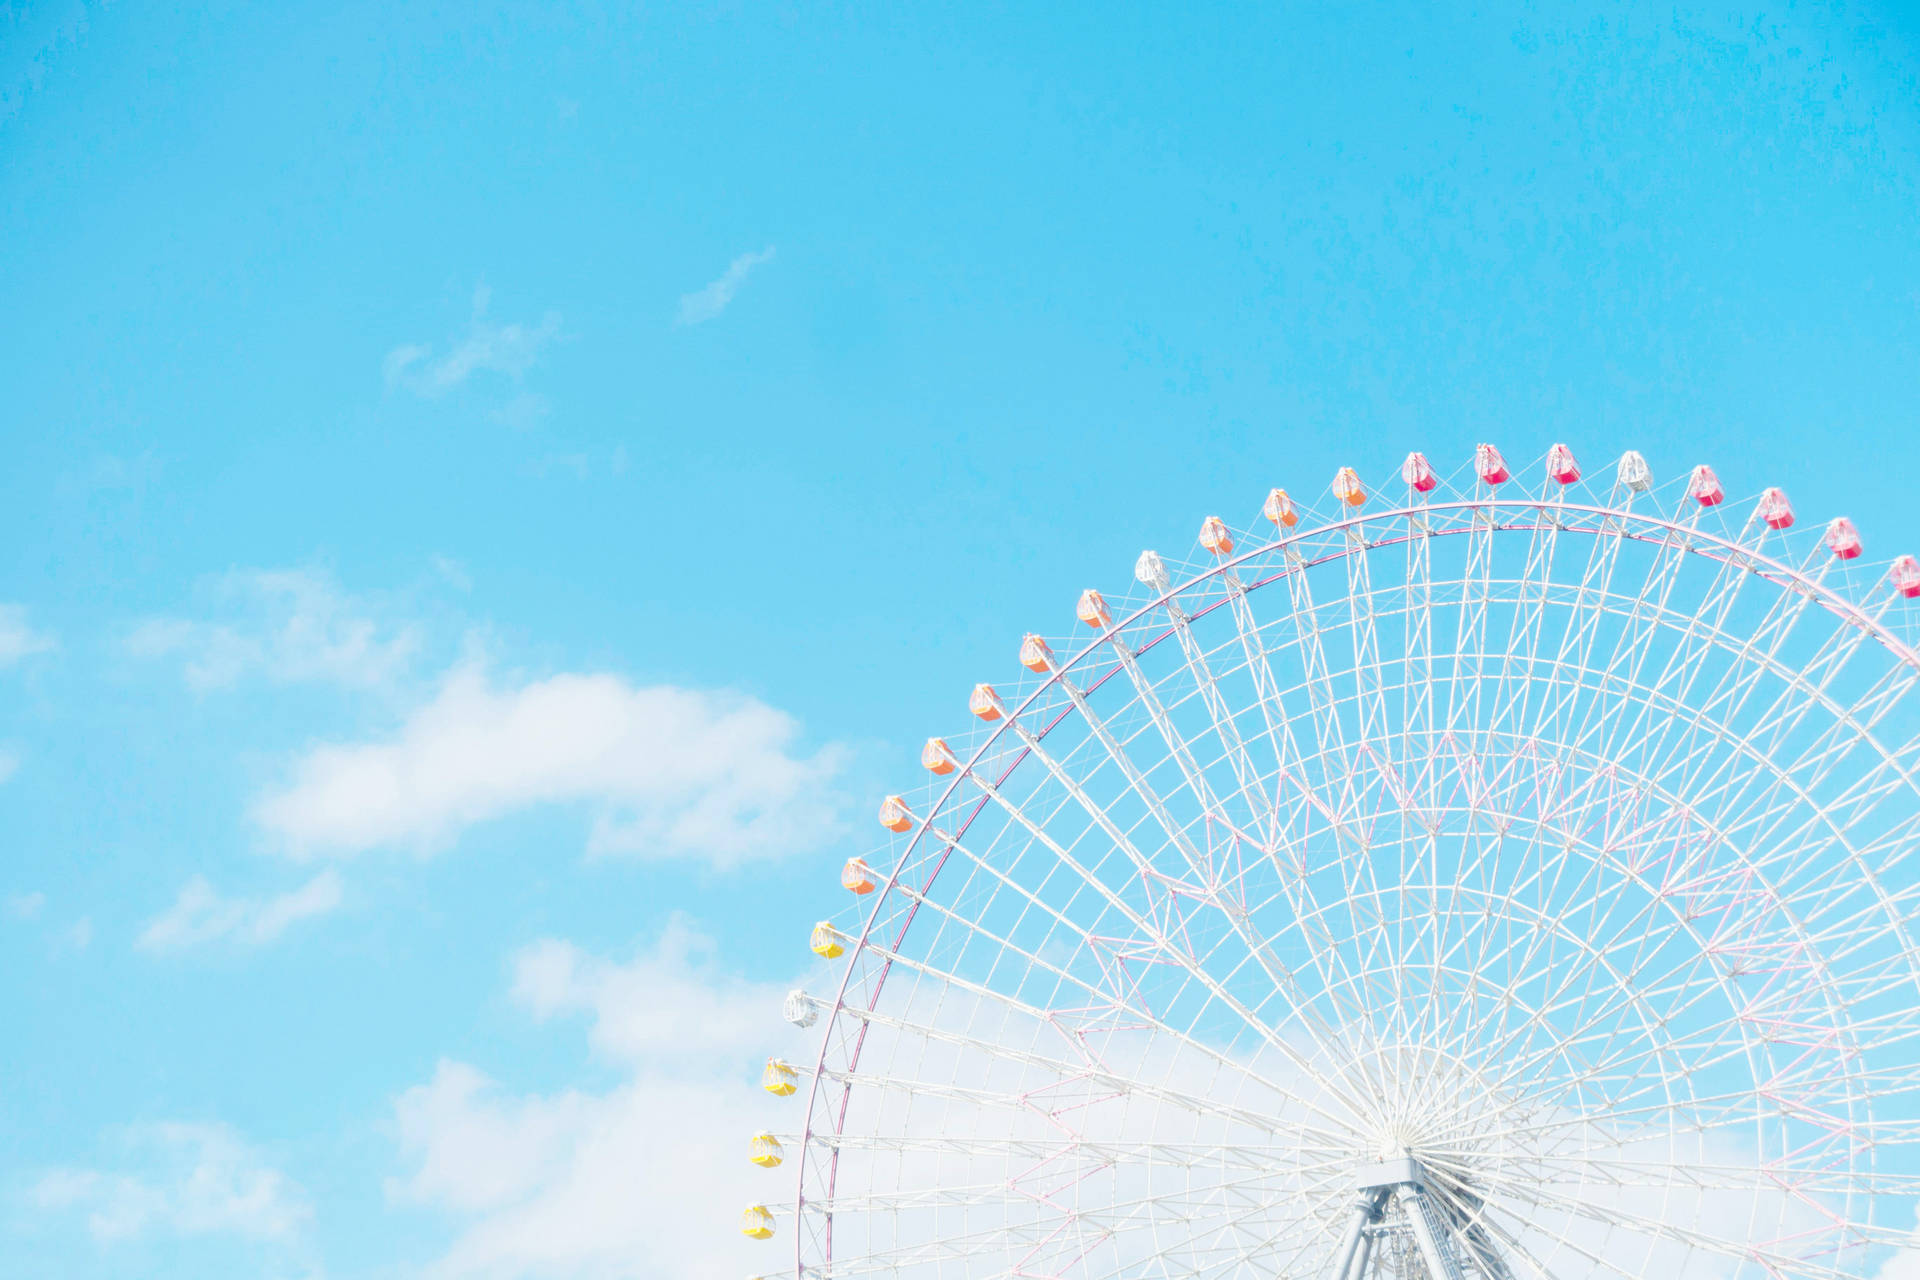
[{"left": 3, "top": 2, "right": 1919, "bottom": 1277}]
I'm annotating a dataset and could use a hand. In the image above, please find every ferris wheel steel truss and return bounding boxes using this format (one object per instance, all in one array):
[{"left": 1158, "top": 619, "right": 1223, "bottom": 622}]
[{"left": 754, "top": 448, "right": 1920, "bottom": 1280}]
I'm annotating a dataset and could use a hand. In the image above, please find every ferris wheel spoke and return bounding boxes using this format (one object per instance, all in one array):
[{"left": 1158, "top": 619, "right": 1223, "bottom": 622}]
[
  {"left": 1465, "top": 925, "right": 1727, "bottom": 1107},
  {"left": 1277, "top": 545, "right": 1423, "bottom": 1056},
  {"left": 800, "top": 1162, "right": 1321, "bottom": 1226},
  {"left": 1469, "top": 1159, "right": 1888, "bottom": 1274},
  {"left": 829, "top": 949, "right": 1352, "bottom": 1144},
  {"left": 1526, "top": 497, "right": 1635, "bottom": 757},
  {"left": 1342, "top": 524, "right": 1412, "bottom": 809},
  {"left": 1440, "top": 490, "right": 1498, "bottom": 755},
  {"left": 796, "top": 1168, "right": 1335, "bottom": 1280},
  {"left": 951, "top": 757, "right": 1377, "bottom": 1128},
  {"left": 1482, "top": 502, "right": 1567, "bottom": 750},
  {"left": 1598, "top": 510, "right": 1772, "bottom": 804},
  {"left": 1491, "top": 1149, "right": 1920, "bottom": 1198},
  {"left": 1214, "top": 575, "right": 1389, "bottom": 1040},
  {"left": 1140, "top": 575, "right": 1286, "bottom": 850},
  {"left": 1420, "top": 721, "right": 1866, "bottom": 1113},
  {"left": 1097, "top": 634, "right": 1263, "bottom": 853},
  {"left": 1557, "top": 521, "right": 1689, "bottom": 751},
  {"left": 1065, "top": 1195, "right": 1333, "bottom": 1280},
  {"left": 1437, "top": 1187, "right": 1645, "bottom": 1280},
  {"left": 795, "top": 1130, "right": 1338, "bottom": 1169},
  {"left": 1025, "top": 647, "right": 1239, "bottom": 889},
  {"left": 882, "top": 814, "right": 1203, "bottom": 1029},
  {"left": 1428, "top": 824, "right": 1664, "bottom": 1075},
  {"left": 1479, "top": 951, "right": 1748, "bottom": 1107},
  {"left": 794, "top": 1213, "right": 1105, "bottom": 1280},
  {"left": 1344, "top": 532, "right": 1455, "bottom": 1066},
  {"left": 1423, "top": 818, "right": 1608, "bottom": 1066},
  {"left": 1279, "top": 538, "right": 1367, "bottom": 828}
]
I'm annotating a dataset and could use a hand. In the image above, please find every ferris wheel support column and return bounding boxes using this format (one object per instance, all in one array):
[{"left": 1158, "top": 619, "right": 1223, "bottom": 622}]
[
  {"left": 1396, "top": 1183, "right": 1470, "bottom": 1280},
  {"left": 1348, "top": 1158, "right": 1473, "bottom": 1280},
  {"left": 1328, "top": 1189, "right": 1386, "bottom": 1279}
]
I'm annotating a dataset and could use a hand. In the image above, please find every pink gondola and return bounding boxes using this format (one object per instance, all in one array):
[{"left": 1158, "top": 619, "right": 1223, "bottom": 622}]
[
  {"left": 1401, "top": 452, "right": 1438, "bottom": 493},
  {"left": 1688, "top": 465, "right": 1725, "bottom": 507},
  {"left": 1890, "top": 555, "right": 1920, "bottom": 599},
  {"left": 1826, "top": 517, "right": 1863, "bottom": 561}
]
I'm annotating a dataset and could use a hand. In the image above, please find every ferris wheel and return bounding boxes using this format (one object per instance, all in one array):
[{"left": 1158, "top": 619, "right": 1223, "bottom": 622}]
[{"left": 746, "top": 444, "right": 1920, "bottom": 1279}]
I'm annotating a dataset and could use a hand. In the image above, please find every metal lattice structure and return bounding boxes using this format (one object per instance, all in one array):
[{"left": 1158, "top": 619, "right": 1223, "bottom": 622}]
[{"left": 751, "top": 445, "right": 1920, "bottom": 1278}]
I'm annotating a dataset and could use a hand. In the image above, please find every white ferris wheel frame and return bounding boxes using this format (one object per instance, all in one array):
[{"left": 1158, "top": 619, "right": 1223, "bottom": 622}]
[{"left": 771, "top": 457, "right": 1920, "bottom": 1280}]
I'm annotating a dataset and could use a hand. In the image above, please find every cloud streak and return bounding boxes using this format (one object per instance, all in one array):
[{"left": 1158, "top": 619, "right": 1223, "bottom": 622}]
[
  {"left": 137, "top": 872, "right": 343, "bottom": 950},
  {"left": 33, "top": 1122, "right": 310, "bottom": 1244},
  {"left": 253, "top": 665, "right": 847, "bottom": 865},
  {"left": 127, "top": 568, "right": 420, "bottom": 692},
  {"left": 676, "top": 247, "right": 775, "bottom": 325},
  {"left": 387, "top": 285, "right": 561, "bottom": 397}
]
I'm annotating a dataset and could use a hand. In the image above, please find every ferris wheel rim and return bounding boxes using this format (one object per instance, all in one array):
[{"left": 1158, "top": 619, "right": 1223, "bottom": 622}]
[{"left": 786, "top": 482, "right": 1920, "bottom": 1278}]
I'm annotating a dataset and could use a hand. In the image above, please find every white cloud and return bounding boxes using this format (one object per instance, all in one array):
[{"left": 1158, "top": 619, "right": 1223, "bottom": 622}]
[
  {"left": 0, "top": 604, "right": 55, "bottom": 665},
  {"left": 6, "top": 890, "right": 45, "bottom": 919},
  {"left": 676, "top": 247, "right": 775, "bottom": 325},
  {"left": 253, "top": 664, "right": 847, "bottom": 865},
  {"left": 510, "top": 915, "right": 778, "bottom": 1065},
  {"left": 136, "top": 872, "right": 342, "bottom": 951},
  {"left": 395, "top": 913, "right": 1878, "bottom": 1280},
  {"left": 33, "top": 1122, "right": 310, "bottom": 1244},
  {"left": 1876, "top": 1205, "right": 1920, "bottom": 1279},
  {"left": 0, "top": 748, "right": 19, "bottom": 784},
  {"left": 389, "top": 917, "right": 802, "bottom": 1280},
  {"left": 128, "top": 567, "right": 419, "bottom": 691},
  {"left": 388, "top": 285, "right": 561, "bottom": 397}
]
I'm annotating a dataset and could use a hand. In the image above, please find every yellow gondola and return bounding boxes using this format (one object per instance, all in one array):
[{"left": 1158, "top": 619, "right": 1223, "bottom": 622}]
[
  {"left": 749, "top": 1131, "right": 784, "bottom": 1168},
  {"left": 761, "top": 1058, "right": 798, "bottom": 1096}
]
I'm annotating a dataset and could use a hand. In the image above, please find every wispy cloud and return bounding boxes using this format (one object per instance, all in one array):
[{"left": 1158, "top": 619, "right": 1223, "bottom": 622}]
[
  {"left": 0, "top": 604, "right": 56, "bottom": 666},
  {"left": 676, "top": 247, "right": 775, "bottom": 325},
  {"left": 387, "top": 284, "right": 562, "bottom": 397},
  {"left": 489, "top": 391, "right": 552, "bottom": 431},
  {"left": 127, "top": 568, "right": 420, "bottom": 692},
  {"left": 33, "top": 1122, "right": 311, "bottom": 1244},
  {"left": 252, "top": 663, "right": 847, "bottom": 866},
  {"left": 6, "top": 890, "right": 45, "bottom": 919},
  {"left": 137, "top": 872, "right": 343, "bottom": 951}
]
